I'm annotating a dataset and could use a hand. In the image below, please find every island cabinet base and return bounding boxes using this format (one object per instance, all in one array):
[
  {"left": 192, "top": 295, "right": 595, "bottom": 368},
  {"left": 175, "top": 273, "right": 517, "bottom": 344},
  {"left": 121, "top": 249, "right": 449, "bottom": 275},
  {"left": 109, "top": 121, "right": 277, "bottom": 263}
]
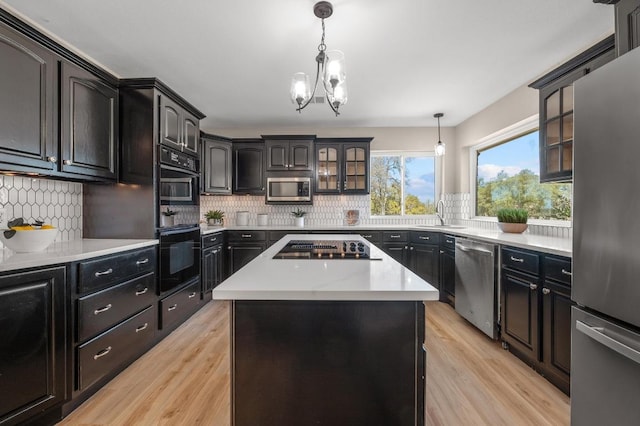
[{"left": 232, "top": 300, "right": 426, "bottom": 426}]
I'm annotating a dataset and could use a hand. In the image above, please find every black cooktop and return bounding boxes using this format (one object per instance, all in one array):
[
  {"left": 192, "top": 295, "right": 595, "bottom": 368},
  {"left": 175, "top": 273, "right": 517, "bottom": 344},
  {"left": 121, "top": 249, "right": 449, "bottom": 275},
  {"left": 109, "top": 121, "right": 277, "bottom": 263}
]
[{"left": 273, "top": 240, "right": 370, "bottom": 260}]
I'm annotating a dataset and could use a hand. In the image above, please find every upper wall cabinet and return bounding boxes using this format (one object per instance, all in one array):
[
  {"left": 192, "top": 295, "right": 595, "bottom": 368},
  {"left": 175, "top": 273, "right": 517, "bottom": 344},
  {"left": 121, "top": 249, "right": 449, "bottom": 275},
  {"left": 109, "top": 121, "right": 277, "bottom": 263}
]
[
  {"left": 232, "top": 139, "right": 265, "bottom": 195},
  {"left": 201, "top": 133, "right": 232, "bottom": 195},
  {"left": 160, "top": 95, "right": 199, "bottom": 157},
  {"left": 315, "top": 137, "right": 372, "bottom": 194},
  {"left": 60, "top": 61, "right": 118, "bottom": 180},
  {"left": 529, "top": 36, "right": 615, "bottom": 183},
  {"left": 263, "top": 135, "right": 315, "bottom": 171},
  {"left": 0, "top": 22, "right": 57, "bottom": 172},
  {"left": 595, "top": 0, "right": 640, "bottom": 56}
]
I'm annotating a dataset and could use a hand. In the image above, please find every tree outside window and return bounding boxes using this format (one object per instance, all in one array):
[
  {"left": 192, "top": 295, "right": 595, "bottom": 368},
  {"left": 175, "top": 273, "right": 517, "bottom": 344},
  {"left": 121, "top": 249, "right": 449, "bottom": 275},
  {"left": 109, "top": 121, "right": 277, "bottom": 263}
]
[{"left": 371, "top": 154, "right": 436, "bottom": 216}]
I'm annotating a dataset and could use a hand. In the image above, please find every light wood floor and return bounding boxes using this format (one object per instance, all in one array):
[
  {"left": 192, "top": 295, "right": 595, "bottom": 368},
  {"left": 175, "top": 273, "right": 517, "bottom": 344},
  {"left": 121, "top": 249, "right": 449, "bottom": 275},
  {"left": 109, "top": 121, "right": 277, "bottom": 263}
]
[{"left": 59, "top": 300, "right": 569, "bottom": 425}]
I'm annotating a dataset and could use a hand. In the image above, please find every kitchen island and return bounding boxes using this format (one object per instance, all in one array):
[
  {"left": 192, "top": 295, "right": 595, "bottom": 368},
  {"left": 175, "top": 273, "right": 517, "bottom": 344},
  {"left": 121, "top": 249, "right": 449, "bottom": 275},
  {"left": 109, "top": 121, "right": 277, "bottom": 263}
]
[{"left": 213, "top": 234, "right": 438, "bottom": 426}]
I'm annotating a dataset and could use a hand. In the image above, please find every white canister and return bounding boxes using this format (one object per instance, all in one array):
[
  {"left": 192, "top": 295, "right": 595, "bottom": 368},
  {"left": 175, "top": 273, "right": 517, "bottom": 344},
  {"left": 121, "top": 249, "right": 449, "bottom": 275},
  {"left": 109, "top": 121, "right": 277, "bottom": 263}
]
[
  {"left": 257, "top": 213, "right": 268, "bottom": 226},
  {"left": 236, "top": 211, "right": 249, "bottom": 226}
]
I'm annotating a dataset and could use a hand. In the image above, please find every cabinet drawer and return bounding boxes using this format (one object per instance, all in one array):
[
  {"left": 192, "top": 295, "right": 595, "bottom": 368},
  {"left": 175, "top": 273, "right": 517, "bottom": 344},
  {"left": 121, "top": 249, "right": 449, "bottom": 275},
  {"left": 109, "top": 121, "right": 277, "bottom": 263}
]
[
  {"left": 544, "top": 256, "right": 572, "bottom": 286},
  {"left": 441, "top": 234, "right": 456, "bottom": 250},
  {"left": 358, "top": 231, "right": 381, "bottom": 244},
  {"left": 78, "top": 247, "right": 157, "bottom": 293},
  {"left": 268, "top": 230, "right": 308, "bottom": 244},
  {"left": 77, "top": 305, "right": 155, "bottom": 391},
  {"left": 383, "top": 231, "right": 409, "bottom": 243},
  {"left": 502, "top": 247, "right": 540, "bottom": 276},
  {"left": 202, "top": 232, "right": 224, "bottom": 249},
  {"left": 77, "top": 272, "right": 156, "bottom": 342},
  {"left": 411, "top": 231, "right": 440, "bottom": 244},
  {"left": 159, "top": 279, "right": 201, "bottom": 330},
  {"left": 227, "top": 230, "right": 267, "bottom": 242}
]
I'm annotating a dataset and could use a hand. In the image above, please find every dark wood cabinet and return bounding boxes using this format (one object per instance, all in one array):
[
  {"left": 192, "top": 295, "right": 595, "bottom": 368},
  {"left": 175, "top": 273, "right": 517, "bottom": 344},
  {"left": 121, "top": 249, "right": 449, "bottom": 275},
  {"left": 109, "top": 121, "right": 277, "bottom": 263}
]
[
  {"left": 60, "top": 61, "right": 118, "bottom": 180},
  {"left": 227, "top": 230, "right": 267, "bottom": 274},
  {"left": 201, "top": 133, "right": 232, "bottom": 194},
  {"left": 202, "top": 232, "right": 226, "bottom": 297},
  {"left": 0, "top": 266, "right": 67, "bottom": 425},
  {"left": 409, "top": 231, "right": 440, "bottom": 288},
  {"left": 530, "top": 36, "right": 615, "bottom": 183},
  {"left": 315, "top": 138, "right": 371, "bottom": 194},
  {"left": 159, "top": 279, "right": 201, "bottom": 331},
  {"left": 264, "top": 135, "right": 314, "bottom": 171},
  {"left": 501, "top": 267, "right": 540, "bottom": 360},
  {"left": 439, "top": 235, "right": 456, "bottom": 305},
  {"left": 160, "top": 94, "right": 199, "bottom": 156},
  {"left": 232, "top": 139, "right": 265, "bottom": 194},
  {"left": 0, "top": 22, "right": 57, "bottom": 173}
]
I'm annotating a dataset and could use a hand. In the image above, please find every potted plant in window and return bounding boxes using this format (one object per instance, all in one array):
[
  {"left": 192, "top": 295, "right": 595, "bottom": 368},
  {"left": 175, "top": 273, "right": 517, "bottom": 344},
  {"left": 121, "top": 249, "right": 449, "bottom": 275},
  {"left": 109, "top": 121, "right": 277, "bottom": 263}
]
[
  {"left": 291, "top": 208, "right": 306, "bottom": 227},
  {"left": 496, "top": 208, "right": 528, "bottom": 233},
  {"left": 204, "top": 209, "right": 225, "bottom": 226},
  {"left": 160, "top": 207, "right": 177, "bottom": 227}
]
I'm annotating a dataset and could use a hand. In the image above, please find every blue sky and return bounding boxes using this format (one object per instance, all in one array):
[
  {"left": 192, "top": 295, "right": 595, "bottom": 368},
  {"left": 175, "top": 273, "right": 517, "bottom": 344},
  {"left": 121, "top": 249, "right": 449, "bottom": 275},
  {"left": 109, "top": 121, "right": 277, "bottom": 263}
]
[
  {"left": 405, "top": 157, "right": 435, "bottom": 202},
  {"left": 477, "top": 131, "right": 540, "bottom": 181}
]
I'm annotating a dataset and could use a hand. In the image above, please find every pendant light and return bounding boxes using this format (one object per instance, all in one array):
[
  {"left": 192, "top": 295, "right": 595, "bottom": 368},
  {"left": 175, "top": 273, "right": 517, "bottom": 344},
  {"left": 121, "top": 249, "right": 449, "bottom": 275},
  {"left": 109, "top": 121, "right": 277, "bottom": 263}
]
[
  {"left": 290, "top": 1, "right": 347, "bottom": 116},
  {"left": 434, "top": 113, "right": 445, "bottom": 156}
]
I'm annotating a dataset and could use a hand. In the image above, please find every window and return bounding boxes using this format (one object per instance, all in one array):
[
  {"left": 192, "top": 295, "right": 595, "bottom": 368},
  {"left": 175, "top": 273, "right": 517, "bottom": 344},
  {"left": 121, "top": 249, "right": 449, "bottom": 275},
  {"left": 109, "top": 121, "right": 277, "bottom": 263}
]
[
  {"left": 370, "top": 152, "right": 437, "bottom": 216},
  {"left": 475, "top": 129, "right": 571, "bottom": 220}
]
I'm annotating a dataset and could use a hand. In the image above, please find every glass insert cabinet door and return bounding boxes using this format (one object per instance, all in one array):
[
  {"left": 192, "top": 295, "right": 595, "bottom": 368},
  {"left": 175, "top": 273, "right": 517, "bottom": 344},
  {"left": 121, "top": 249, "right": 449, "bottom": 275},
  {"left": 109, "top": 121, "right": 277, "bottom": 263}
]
[
  {"left": 344, "top": 146, "right": 367, "bottom": 192},
  {"left": 543, "top": 84, "right": 573, "bottom": 180},
  {"left": 316, "top": 146, "right": 340, "bottom": 192}
]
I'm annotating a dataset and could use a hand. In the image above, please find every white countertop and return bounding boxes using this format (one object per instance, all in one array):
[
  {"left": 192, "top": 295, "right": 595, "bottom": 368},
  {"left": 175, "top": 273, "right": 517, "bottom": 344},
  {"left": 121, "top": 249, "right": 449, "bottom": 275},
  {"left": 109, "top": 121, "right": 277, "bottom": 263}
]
[
  {"left": 0, "top": 239, "right": 158, "bottom": 273},
  {"left": 212, "top": 234, "right": 440, "bottom": 302},
  {"left": 202, "top": 224, "right": 571, "bottom": 257}
]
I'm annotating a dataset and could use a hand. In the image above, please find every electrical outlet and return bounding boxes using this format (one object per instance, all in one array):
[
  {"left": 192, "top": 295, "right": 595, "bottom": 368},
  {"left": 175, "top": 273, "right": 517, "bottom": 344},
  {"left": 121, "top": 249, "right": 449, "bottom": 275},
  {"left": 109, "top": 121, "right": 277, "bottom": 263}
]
[{"left": 0, "top": 207, "right": 6, "bottom": 229}]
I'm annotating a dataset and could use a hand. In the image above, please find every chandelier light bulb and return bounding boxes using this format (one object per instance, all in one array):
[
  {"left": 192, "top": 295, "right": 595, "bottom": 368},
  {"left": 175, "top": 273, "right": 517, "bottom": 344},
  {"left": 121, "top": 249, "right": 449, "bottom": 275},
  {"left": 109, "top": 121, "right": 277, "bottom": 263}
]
[{"left": 290, "top": 72, "right": 311, "bottom": 108}]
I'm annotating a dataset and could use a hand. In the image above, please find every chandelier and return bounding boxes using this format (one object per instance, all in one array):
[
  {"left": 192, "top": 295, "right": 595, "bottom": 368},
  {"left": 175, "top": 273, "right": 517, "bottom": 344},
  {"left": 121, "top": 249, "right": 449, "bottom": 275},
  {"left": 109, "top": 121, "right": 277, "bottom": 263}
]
[{"left": 290, "top": 1, "right": 347, "bottom": 116}]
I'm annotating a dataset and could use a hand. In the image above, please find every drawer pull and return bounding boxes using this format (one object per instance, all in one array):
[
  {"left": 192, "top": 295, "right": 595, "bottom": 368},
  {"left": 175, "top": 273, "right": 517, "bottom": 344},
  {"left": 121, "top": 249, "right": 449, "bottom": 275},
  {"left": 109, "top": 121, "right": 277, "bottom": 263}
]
[
  {"left": 136, "top": 258, "right": 149, "bottom": 266},
  {"left": 168, "top": 304, "right": 178, "bottom": 311},
  {"left": 241, "top": 234, "right": 252, "bottom": 238},
  {"left": 389, "top": 235, "right": 401, "bottom": 239},
  {"left": 135, "top": 323, "right": 149, "bottom": 333},
  {"left": 561, "top": 269, "right": 572, "bottom": 277},
  {"left": 440, "top": 250, "right": 444, "bottom": 254},
  {"left": 510, "top": 256, "right": 524, "bottom": 263},
  {"left": 542, "top": 288, "right": 551, "bottom": 295},
  {"left": 362, "top": 234, "right": 373, "bottom": 238},
  {"left": 188, "top": 292, "right": 197, "bottom": 299},
  {"left": 530, "top": 283, "right": 538, "bottom": 291},
  {"left": 94, "top": 304, "right": 112, "bottom": 315},
  {"left": 419, "top": 236, "right": 430, "bottom": 240},
  {"left": 210, "top": 237, "right": 217, "bottom": 242},
  {"left": 135, "top": 287, "right": 149, "bottom": 296},
  {"left": 95, "top": 268, "right": 113, "bottom": 277},
  {"left": 446, "top": 239, "right": 453, "bottom": 244},
  {"left": 93, "top": 346, "right": 112, "bottom": 360}
]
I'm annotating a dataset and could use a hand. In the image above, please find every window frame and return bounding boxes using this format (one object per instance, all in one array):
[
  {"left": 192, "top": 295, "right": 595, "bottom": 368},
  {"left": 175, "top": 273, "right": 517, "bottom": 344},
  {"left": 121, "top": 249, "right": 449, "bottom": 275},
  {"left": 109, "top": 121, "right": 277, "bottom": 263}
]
[
  {"left": 469, "top": 114, "right": 572, "bottom": 226},
  {"left": 370, "top": 150, "right": 441, "bottom": 217}
]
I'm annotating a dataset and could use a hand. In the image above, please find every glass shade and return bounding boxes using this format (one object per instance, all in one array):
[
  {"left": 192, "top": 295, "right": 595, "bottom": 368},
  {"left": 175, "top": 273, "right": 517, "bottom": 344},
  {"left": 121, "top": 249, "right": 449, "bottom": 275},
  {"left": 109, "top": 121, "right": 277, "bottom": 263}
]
[
  {"left": 327, "top": 80, "right": 348, "bottom": 107},
  {"left": 435, "top": 141, "right": 446, "bottom": 156},
  {"left": 290, "top": 72, "right": 311, "bottom": 106},
  {"left": 323, "top": 50, "right": 346, "bottom": 89}
]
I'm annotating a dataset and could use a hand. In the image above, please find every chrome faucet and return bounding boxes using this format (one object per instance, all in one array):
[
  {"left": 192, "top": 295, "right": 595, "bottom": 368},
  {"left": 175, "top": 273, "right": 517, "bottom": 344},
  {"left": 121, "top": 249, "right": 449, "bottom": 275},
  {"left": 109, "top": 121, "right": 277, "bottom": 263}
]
[{"left": 436, "top": 199, "right": 445, "bottom": 225}]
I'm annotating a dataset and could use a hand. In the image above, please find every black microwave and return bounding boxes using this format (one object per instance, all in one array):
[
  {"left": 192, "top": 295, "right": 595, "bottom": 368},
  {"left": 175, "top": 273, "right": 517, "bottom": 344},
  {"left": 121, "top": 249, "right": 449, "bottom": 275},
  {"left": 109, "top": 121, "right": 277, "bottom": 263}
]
[{"left": 266, "top": 177, "right": 311, "bottom": 203}]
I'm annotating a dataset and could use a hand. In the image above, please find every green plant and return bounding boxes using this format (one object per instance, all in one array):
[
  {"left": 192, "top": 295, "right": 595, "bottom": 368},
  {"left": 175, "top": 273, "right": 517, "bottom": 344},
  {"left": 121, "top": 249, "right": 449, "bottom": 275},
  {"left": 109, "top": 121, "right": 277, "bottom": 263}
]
[
  {"left": 204, "top": 210, "right": 225, "bottom": 221},
  {"left": 291, "top": 208, "right": 306, "bottom": 218},
  {"left": 496, "top": 208, "right": 528, "bottom": 224},
  {"left": 162, "top": 208, "right": 177, "bottom": 217}
]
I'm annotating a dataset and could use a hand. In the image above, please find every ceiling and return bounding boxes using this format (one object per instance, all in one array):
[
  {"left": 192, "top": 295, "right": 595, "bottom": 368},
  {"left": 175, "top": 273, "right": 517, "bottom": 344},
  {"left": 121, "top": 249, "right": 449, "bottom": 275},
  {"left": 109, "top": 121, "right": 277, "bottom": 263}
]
[{"left": 1, "top": 0, "right": 613, "bottom": 130}]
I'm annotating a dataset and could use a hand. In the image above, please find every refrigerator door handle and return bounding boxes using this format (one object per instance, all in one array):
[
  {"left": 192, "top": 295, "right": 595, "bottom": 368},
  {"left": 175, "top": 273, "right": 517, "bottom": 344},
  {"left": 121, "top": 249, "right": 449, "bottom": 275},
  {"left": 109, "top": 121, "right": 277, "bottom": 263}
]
[{"left": 576, "top": 320, "right": 640, "bottom": 365}]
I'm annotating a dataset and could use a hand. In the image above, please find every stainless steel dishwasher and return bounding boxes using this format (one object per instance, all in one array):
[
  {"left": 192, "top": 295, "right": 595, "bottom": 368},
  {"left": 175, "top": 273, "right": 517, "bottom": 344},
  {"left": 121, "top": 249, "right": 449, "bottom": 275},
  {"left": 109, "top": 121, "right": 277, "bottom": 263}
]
[{"left": 454, "top": 238, "right": 498, "bottom": 339}]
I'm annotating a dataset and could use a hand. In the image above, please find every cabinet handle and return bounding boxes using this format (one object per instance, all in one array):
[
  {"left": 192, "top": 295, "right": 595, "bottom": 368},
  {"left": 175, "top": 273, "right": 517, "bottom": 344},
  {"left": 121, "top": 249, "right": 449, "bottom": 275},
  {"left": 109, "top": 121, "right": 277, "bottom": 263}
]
[
  {"left": 389, "top": 235, "right": 401, "bottom": 239},
  {"left": 212, "top": 249, "right": 218, "bottom": 254},
  {"left": 135, "top": 287, "right": 148, "bottom": 296},
  {"left": 440, "top": 250, "right": 444, "bottom": 254},
  {"left": 136, "top": 258, "right": 149, "bottom": 266},
  {"left": 135, "top": 323, "right": 149, "bottom": 333},
  {"left": 561, "top": 269, "right": 572, "bottom": 276},
  {"left": 404, "top": 246, "right": 408, "bottom": 250},
  {"left": 94, "top": 304, "right": 112, "bottom": 315},
  {"left": 210, "top": 237, "right": 217, "bottom": 242},
  {"left": 419, "top": 236, "right": 430, "bottom": 240},
  {"left": 95, "top": 268, "right": 113, "bottom": 277},
  {"left": 47, "top": 156, "right": 57, "bottom": 163},
  {"left": 446, "top": 239, "right": 453, "bottom": 244},
  {"left": 542, "top": 288, "right": 551, "bottom": 295},
  {"left": 410, "top": 246, "right": 414, "bottom": 251},
  {"left": 241, "top": 234, "right": 252, "bottom": 238},
  {"left": 362, "top": 235, "right": 372, "bottom": 238},
  {"left": 530, "top": 283, "right": 538, "bottom": 291},
  {"left": 63, "top": 159, "right": 73, "bottom": 165},
  {"left": 226, "top": 187, "right": 230, "bottom": 190},
  {"left": 93, "top": 346, "right": 112, "bottom": 360},
  {"left": 167, "top": 304, "right": 178, "bottom": 311},
  {"left": 188, "top": 292, "right": 197, "bottom": 299},
  {"left": 510, "top": 256, "right": 524, "bottom": 263}
]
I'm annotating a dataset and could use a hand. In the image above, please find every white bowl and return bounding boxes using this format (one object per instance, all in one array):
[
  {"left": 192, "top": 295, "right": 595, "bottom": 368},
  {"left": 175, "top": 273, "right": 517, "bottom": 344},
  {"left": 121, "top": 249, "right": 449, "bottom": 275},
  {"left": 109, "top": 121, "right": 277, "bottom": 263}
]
[{"left": 0, "top": 228, "right": 58, "bottom": 252}]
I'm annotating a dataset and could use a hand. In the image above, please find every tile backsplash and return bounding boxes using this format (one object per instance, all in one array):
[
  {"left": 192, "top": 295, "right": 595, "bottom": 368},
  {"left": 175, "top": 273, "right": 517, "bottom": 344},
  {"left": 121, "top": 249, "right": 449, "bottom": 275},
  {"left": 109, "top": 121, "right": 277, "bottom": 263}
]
[{"left": 0, "top": 175, "right": 82, "bottom": 245}]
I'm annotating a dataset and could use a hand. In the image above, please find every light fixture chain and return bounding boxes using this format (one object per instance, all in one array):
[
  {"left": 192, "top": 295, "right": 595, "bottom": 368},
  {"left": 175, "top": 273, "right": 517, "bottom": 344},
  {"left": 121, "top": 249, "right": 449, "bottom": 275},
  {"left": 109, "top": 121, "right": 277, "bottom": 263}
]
[{"left": 318, "top": 18, "right": 327, "bottom": 52}]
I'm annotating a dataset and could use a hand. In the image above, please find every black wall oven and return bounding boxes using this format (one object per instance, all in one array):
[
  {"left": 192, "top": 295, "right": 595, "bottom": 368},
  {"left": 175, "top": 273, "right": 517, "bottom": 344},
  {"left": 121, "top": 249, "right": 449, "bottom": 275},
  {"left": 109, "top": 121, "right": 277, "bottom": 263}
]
[
  {"left": 159, "top": 146, "right": 199, "bottom": 205},
  {"left": 159, "top": 225, "right": 201, "bottom": 294}
]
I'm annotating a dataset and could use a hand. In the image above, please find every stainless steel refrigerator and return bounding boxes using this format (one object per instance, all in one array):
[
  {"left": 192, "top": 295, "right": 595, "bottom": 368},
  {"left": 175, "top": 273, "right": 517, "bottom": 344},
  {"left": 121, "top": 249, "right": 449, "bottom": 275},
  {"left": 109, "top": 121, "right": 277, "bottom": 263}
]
[{"left": 573, "top": 45, "right": 640, "bottom": 425}]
